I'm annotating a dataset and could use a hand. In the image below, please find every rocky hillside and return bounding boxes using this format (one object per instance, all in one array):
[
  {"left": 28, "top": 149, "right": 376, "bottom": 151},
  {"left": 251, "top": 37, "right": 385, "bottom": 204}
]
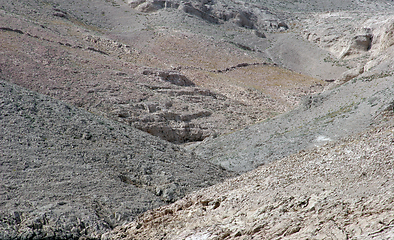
[
  {"left": 0, "top": 79, "right": 233, "bottom": 239},
  {"left": 1, "top": 0, "right": 394, "bottom": 239}
]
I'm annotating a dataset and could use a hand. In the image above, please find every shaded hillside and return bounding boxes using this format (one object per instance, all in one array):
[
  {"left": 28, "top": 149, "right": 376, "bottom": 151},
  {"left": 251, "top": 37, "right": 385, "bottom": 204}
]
[{"left": 0, "top": 80, "right": 233, "bottom": 239}]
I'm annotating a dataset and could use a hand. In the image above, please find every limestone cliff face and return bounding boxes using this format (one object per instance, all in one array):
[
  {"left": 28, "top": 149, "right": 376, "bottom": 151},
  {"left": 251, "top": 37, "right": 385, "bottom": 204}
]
[{"left": 301, "top": 11, "right": 394, "bottom": 82}]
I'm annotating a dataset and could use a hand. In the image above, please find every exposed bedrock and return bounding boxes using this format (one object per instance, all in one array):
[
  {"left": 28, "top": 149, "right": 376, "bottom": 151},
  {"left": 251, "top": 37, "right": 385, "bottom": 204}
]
[{"left": 127, "top": 0, "right": 288, "bottom": 32}]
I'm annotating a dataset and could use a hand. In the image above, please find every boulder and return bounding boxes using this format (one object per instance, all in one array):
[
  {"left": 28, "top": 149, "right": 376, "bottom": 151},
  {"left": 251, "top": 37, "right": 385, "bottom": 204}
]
[
  {"left": 142, "top": 69, "right": 195, "bottom": 86},
  {"left": 232, "top": 12, "right": 254, "bottom": 29},
  {"left": 339, "top": 31, "right": 373, "bottom": 59}
]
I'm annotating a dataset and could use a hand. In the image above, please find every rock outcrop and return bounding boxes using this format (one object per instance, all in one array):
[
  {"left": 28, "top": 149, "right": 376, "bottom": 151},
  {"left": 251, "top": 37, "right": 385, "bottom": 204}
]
[
  {"left": 301, "top": 11, "right": 394, "bottom": 75},
  {"left": 127, "top": 0, "right": 289, "bottom": 32},
  {"left": 142, "top": 69, "right": 195, "bottom": 87}
]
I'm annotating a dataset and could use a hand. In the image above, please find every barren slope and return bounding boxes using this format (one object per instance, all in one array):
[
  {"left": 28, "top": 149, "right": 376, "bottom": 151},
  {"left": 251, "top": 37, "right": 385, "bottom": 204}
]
[{"left": 192, "top": 70, "right": 394, "bottom": 172}]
